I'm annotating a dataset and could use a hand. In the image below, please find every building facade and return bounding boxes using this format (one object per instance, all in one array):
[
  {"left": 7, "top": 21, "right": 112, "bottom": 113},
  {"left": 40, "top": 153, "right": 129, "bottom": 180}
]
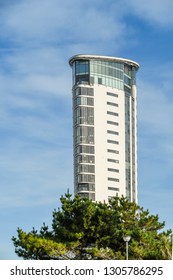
[{"left": 69, "top": 55, "right": 139, "bottom": 203}]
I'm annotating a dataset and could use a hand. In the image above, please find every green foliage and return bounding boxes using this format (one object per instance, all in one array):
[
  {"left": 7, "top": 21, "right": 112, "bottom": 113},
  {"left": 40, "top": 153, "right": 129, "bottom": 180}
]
[{"left": 12, "top": 193, "right": 172, "bottom": 259}]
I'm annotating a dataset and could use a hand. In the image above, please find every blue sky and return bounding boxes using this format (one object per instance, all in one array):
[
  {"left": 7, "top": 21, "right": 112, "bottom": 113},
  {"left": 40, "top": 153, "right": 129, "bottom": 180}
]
[{"left": 1, "top": 0, "right": 173, "bottom": 259}]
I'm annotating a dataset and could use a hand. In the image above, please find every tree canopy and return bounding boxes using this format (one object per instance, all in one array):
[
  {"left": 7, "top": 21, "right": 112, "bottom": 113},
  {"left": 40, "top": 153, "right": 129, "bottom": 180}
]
[{"left": 12, "top": 193, "right": 172, "bottom": 260}]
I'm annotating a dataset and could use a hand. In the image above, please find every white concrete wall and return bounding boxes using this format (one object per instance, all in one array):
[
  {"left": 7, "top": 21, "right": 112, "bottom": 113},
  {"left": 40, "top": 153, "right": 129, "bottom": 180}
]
[{"left": 94, "top": 84, "right": 126, "bottom": 202}]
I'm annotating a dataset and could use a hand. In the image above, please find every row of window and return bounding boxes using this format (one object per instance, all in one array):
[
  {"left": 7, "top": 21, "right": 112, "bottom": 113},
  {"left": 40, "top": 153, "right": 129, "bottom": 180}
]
[
  {"left": 74, "top": 107, "right": 94, "bottom": 125},
  {"left": 73, "top": 60, "right": 136, "bottom": 89},
  {"left": 76, "top": 145, "right": 95, "bottom": 154},
  {"left": 75, "top": 116, "right": 94, "bottom": 125},
  {"left": 77, "top": 164, "right": 95, "bottom": 174},
  {"left": 90, "top": 64, "right": 124, "bottom": 80},
  {"left": 93, "top": 60, "right": 124, "bottom": 68},
  {"left": 74, "top": 87, "right": 94, "bottom": 96},
  {"left": 90, "top": 75, "right": 124, "bottom": 90},
  {"left": 75, "top": 135, "right": 94, "bottom": 145},
  {"left": 76, "top": 154, "right": 95, "bottom": 164},
  {"left": 77, "top": 185, "right": 120, "bottom": 197},
  {"left": 107, "top": 91, "right": 120, "bottom": 185},
  {"left": 75, "top": 126, "right": 94, "bottom": 138},
  {"left": 107, "top": 92, "right": 119, "bottom": 155},
  {"left": 75, "top": 125, "right": 94, "bottom": 145},
  {"left": 74, "top": 96, "right": 94, "bottom": 107},
  {"left": 77, "top": 183, "right": 95, "bottom": 192},
  {"left": 90, "top": 60, "right": 124, "bottom": 72},
  {"left": 78, "top": 192, "right": 95, "bottom": 201},
  {"left": 77, "top": 174, "right": 95, "bottom": 183},
  {"left": 77, "top": 165, "right": 119, "bottom": 175}
]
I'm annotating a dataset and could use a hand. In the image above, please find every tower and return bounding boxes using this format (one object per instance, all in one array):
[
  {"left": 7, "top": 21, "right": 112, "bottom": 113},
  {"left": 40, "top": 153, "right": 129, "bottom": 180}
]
[{"left": 69, "top": 55, "right": 139, "bottom": 203}]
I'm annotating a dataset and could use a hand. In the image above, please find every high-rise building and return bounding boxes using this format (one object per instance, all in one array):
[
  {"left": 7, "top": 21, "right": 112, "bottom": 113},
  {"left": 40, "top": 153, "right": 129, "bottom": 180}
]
[{"left": 69, "top": 55, "right": 139, "bottom": 203}]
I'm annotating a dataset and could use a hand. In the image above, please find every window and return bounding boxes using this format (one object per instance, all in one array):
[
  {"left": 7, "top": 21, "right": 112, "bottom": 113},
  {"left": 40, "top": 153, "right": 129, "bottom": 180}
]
[
  {"left": 107, "top": 92, "right": 118, "bottom": 98},
  {"left": 107, "top": 120, "right": 119, "bottom": 126},
  {"left": 108, "top": 168, "right": 119, "bottom": 173},
  {"left": 81, "top": 87, "right": 94, "bottom": 96},
  {"left": 108, "top": 187, "right": 120, "bottom": 191},
  {"left": 87, "top": 97, "right": 94, "bottom": 106},
  {"left": 107, "top": 130, "right": 119, "bottom": 135},
  {"left": 124, "top": 85, "right": 131, "bottom": 94},
  {"left": 107, "top": 158, "right": 119, "bottom": 163},
  {"left": 107, "top": 149, "right": 119, "bottom": 154},
  {"left": 107, "top": 101, "right": 118, "bottom": 107},
  {"left": 74, "top": 96, "right": 94, "bottom": 107},
  {"left": 124, "top": 75, "right": 131, "bottom": 86},
  {"left": 77, "top": 164, "right": 95, "bottom": 173},
  {"left": 98, "top": 77, "right": 102, "bottom": 84},
  {"left": 76, "top": 155, "right": 95, "bottom": 164},
  {"left": 76, "top": 145, "right": 95, "bottom": 154},
  {"left": 107, "top": 111, "right": 119, "bottom": 116},
  {"left": 74, "top": 87, "right": 94, "bottom": 96},
  {"left": 78, "top": 193, "right": 95, "bottom": 201},
  {"left": 90, "top": 76, "right": 94, "bottom": 84},
  {"left": 77, "top": 183, "right": 95, "bottom": 192},
  {"left": 75, "top": 126, "right": 94, "bottom": 144},
  {"left": 74, "top": 107, "right": 94, "bottom": 125},
  {"left": 107, "top": 140, "right": 119, "bottom": 145},
  {"left": 124, "top": 64, "right": 132, "bottom": 76},
  {"left": 77, "top": 174, "right": 95, "bottom": 183},
  {"left": 108, "top": 177, "right": 119, "bottom": 182},
  {"left": 76, "top": 60, "right": 89, "bottom": 74}
]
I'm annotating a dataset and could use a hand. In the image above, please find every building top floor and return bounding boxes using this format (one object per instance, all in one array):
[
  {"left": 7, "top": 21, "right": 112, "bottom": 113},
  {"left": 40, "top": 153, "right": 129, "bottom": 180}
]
[
  {"left": 69, "top": 54, "right": 139, "bottom": 70},
  {"left": 69, "top": 54, "right": 139, "bottom": 89}
]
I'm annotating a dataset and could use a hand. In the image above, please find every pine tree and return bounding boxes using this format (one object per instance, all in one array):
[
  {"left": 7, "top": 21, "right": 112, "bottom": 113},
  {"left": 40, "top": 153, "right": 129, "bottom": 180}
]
[{"left": 12, "top": 193, "right": 172, "bottom": 259}]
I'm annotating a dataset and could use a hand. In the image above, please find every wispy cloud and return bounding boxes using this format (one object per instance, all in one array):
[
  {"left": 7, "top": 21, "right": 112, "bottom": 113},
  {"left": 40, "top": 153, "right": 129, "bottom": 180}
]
[
  {"left": 138, "top": 81, "right": 173, "bottom": 136},
  {"left": 137, "top": 64, "right": 173, "bottom": 226},
  {"left": 0, "top": 0, "right": 134, "bottom": 214},
  {"left": 125, "top": 0, "right": 173, "bottom": 27},
  {"left": 0, "top": 0, "right": 128, "bottom": 48},
  {"left": 138, "top": 64, "right": 173, "bottom": 171}
]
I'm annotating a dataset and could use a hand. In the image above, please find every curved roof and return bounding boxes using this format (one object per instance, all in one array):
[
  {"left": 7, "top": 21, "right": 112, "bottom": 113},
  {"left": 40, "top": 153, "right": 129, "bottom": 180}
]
[{"left": 69, "top": 54, "right": 139, "bottom": 70}]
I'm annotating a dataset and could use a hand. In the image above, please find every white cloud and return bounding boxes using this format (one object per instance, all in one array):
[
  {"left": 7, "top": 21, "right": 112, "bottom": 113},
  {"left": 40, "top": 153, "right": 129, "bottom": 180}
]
[
  {"left": 138, "top": 80, "right": 173, "bottom": 135},
  {"left": 0, "top": 135, "right": 73, "bottom": 209},
  {"left": 139, "top": 187, "right": 173, "bottom": 230},
  {"left": 0, "top": 1, "right": 131, "bottom": 217},
  {"left": 137, "top": 72, "right": 173, "bottom": 172},
  {"left": 126, "top": 0, "right": 173, "bottom": 27},
  {"left": 0, "top": 0, "right": 130, "bottom": 53},
  {"left": 137, "top": 63, "right": 173, "bottom": 208}
]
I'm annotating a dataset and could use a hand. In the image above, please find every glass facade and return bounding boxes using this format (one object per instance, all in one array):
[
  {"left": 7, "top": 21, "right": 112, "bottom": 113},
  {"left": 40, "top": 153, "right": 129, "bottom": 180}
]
[
  {"left": 73, "top": 85, "right": 95, "bottom": 199},
  {"left": 90, "top": 60, "right": 124, "bottom": 89},
  {"left": 124, "top": 91, "right": 137, "bottom": 201},
  {"left": 72, "top": 58, "right": 137, "bottom": 90}
]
